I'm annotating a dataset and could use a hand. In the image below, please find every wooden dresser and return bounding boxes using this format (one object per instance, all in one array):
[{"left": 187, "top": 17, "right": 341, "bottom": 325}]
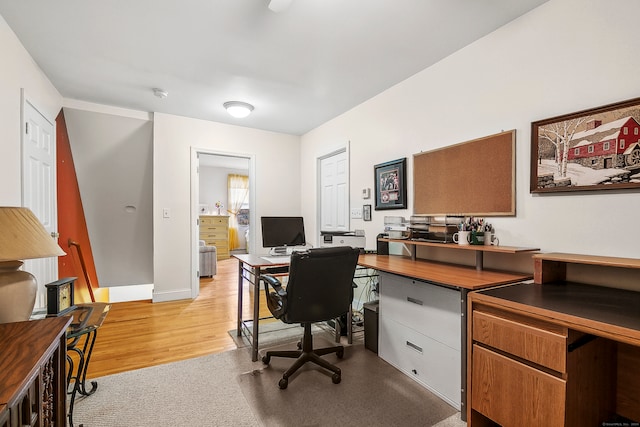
[
  {"left": 0, "top": 316, "right": 71, "bottom": 427},
  {"left": 199, "top": 215, "right": 230, "bottom": 260},
  {"left": 467, "top": 253, "right": 640, "bottom": 426}
]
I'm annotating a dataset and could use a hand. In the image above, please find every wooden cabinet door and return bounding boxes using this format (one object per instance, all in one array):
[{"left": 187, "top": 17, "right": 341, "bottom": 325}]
[{"left": 472, "top": 344, "right": 566, "bottom": 427}]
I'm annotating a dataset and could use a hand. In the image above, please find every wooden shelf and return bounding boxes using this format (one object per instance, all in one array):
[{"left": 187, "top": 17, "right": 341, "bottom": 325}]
[
  {"left": 533, "top": 252, "right": 640, "bottom": 284},
  {"left": 381, "top": 238, "right": 539, "bottom": 270}
]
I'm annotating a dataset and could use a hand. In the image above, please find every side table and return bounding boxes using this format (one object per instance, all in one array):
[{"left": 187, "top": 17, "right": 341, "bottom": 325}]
[{"left": 66, "top": 302, "right": 111, "bottom": 427}]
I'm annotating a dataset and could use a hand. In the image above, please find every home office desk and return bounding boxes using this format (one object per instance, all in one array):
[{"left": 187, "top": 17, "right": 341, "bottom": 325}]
[
  {"left": 358, "top": 252, "right": 535, "bottom": 420},
  {"left": 234, "top": 253, "right": 371, "bottom": 362},
  {"left": 234, "top": 253, "right": 290, "bottom": 362}
]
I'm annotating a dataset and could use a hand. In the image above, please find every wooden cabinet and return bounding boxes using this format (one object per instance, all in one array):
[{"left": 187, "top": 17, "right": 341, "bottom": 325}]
[
  {"left": 0, "top": 317, "right": 71, "bottom": 427},
  {"left": 199, "top": 215, "right": 229, "bottom": 260},
  {"left": 468, "top": 253, "right": 640, "bottom": 426}
]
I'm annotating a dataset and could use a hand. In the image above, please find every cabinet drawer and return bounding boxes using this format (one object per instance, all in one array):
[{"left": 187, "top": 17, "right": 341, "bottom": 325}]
[
  {"left": 200, "top": 230, "right": 228, "bottom": 240},
  {"left": 200, "top": 216, "right": 229, "bottom": 226},
  {"left": 379, "top": 272, "right": 460, "bottom": 350},
  {"left": 472, "top": 344, "right": 565, "bottom": 427},
  {"left": 473, "top": 310, "right": 566, "bottom": 372},
  {"left": 379, "top": 315, "right": 460, "bottom": 408}
]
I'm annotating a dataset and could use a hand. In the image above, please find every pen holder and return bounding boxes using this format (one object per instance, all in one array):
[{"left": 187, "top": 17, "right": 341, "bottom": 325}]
[
  {"left": 484, "top": 232, "right": 499, "bottom": 246},
  {"left": 470, "top": 231, "right": 484, "bottom": 245}
]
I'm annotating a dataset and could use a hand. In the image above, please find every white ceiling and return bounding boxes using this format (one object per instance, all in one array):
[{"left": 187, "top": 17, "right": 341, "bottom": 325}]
[{"left": 0, "top": 0, "right": 548, "bottom": 135}]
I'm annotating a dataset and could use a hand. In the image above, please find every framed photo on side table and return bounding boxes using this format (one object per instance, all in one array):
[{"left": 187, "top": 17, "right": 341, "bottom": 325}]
[{"left": 374, "top": 158, "right": 407, "bottom": 210}]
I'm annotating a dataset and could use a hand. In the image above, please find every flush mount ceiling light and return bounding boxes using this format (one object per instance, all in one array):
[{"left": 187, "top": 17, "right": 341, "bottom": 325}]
[
  {"left": 153, "top": 88, "right": 168, "bottom": 99},
  {"left": 223, "top": 101, "right": 254, "bottom": 118}
]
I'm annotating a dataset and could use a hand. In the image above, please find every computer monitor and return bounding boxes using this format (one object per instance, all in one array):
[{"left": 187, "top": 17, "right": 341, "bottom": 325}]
[{"left": 260, "top": 216, "right": 306, "bottom": 250}]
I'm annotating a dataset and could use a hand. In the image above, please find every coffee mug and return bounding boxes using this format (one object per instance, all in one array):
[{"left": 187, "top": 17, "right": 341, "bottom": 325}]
[
  {"left": 453, "top": 231, "right": 471, "bottom": 246},
  {"left": 484, "top": 232, "right": 499, "bottom": 246}
]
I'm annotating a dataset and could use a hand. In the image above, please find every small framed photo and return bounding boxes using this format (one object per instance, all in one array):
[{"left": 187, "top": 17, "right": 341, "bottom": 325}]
[
  {"left": 374, "top": 158, "right": 407, "bottom": 210},
  {"left": 363, "top": 204, "right": 372, "bottom": 221}
]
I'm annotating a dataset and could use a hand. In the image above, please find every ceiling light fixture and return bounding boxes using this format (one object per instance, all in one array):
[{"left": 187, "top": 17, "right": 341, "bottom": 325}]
[
  {"left": 153, "top": 88, "right": 168, "bottom": 99},
  {"left": 223, "top": 101, "right": 254, "bottom": 118},
  {"left": 268, "top": 0, "right": 293, "bottom": 13}
]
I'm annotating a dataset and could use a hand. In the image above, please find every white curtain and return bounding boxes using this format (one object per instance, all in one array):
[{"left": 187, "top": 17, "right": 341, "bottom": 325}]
[{"left": 227, "top": 174, "right": 249, "bottom": 250}]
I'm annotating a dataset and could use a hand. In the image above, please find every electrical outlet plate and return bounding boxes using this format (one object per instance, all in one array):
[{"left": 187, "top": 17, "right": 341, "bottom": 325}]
[{"left": 351, "top": 208, "right": 363, "bottom": 219}]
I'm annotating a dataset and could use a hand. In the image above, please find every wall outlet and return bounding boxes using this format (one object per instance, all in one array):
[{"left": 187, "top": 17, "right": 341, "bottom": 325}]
[{"left": 351, "top": 208, "right": 363, "bottom": 219}]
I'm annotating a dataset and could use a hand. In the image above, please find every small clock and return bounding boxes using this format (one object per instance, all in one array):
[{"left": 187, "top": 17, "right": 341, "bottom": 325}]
[{"left": 46, "top": 277, "right": 77, "bottom": 317}]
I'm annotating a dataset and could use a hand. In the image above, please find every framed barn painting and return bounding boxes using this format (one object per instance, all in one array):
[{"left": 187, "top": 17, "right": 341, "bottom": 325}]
[
  {"left": 374, "top": 158, "right": 407, "bottom": 210},
  {"left": 531, "top": 97, "right": 640, "bottom": 193}
]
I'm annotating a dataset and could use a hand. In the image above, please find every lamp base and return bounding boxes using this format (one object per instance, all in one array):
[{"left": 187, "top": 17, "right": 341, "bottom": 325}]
[{"left": 0, "top": 261, "right": 38, "bottom": 323}]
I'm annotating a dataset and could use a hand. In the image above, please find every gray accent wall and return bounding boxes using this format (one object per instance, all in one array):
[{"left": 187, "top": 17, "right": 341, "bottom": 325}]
[{"left": 64, "top": 108, "right": 153, "bottom": 287}]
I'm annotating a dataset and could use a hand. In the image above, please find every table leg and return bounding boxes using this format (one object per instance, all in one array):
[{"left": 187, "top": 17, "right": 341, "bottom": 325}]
[
  {"left": 237, "top": 260, "right": 244, "bottom": 336},
  {"left": 251, "top": 266, "right": 261, "bottom": 361}
]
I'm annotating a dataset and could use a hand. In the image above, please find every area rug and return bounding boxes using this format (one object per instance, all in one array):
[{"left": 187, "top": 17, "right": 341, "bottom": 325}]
[
  {"left": 238, "top": 341, "right": 458, "bottom": 427},
  {"left": 72, "top": 350, "right": 263, "bottom": 427}
]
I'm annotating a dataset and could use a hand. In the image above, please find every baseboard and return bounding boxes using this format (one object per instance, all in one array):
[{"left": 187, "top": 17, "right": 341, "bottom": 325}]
[
  {"left": 152, "top": 288, "right": 192, "bottom": 303},
  {"left": 107, "top": 283, "right": 154, "bottom": 303}
]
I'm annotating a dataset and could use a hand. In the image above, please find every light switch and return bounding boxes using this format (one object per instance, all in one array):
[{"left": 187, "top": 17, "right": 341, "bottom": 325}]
[{"left": 351, "top": 208, "right": 363, "bottom": 219}]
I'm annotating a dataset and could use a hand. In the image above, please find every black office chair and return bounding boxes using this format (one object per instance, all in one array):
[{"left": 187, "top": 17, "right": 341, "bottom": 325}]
[{"left": 261, "top": 246, "right": 360, "bottom": 389}]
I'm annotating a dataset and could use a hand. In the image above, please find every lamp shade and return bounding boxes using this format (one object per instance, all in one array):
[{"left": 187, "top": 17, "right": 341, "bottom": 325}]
[{"left": 0, "top": 207, "right": 66, "bottom": 261}]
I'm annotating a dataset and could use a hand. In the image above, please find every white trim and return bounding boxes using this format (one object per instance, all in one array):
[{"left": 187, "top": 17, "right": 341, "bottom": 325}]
[
  {"left": 190, "top": 147, "right": 256, "bottom": 299},
  {"left": 63, "top": 98, "right": 153, "bottom": 121},
  {"left": 107, "top": 284, "right": 154, "bottom": 303},
  {"left": 153, "top": 288, "right": 193, "bottom": 303}
]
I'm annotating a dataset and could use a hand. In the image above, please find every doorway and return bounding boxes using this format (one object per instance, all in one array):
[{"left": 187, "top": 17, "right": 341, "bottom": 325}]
[{"left": 191, "top": 149, "right": 255, "bottom": 298}]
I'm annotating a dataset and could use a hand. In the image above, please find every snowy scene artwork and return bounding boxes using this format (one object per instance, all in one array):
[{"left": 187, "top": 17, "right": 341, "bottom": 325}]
[{"left": 531, "top": 97, "right": 640, "bottom": 193}]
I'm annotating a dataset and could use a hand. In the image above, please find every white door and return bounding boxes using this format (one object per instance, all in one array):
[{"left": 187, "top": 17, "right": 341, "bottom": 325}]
[
  {"left": 319, "top": 149, "right": 349, "bottom": 232},
  {"left": 22, "top": 96, "right": 59, "bottom": 311}
]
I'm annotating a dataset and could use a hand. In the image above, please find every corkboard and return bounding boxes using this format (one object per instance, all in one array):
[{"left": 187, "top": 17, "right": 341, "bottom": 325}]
[{"left": 413, "top": 130, "right": 516, "bottom": 216}]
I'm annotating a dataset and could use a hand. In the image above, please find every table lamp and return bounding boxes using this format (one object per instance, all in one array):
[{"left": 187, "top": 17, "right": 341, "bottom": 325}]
[{"left": 0, "top": 207, "right": 66, "bottom": 323}]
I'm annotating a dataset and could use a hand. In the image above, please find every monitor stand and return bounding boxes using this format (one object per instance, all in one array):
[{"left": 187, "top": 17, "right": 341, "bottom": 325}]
[{"left": 269, "top": 246, "right": 289, "bottom": 256}]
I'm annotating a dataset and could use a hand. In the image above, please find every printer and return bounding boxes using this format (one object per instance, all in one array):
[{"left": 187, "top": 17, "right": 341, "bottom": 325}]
[{"left": 320, "top": 230, "right": 366, "bottom": 248}]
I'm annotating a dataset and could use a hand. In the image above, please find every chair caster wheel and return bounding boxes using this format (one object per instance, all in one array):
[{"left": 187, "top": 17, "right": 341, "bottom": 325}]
[
  {"left": 332, "top": 373, "right": 341, "bottom": 384},
  {"left": 296, "top": 341, "right": 302, "bottom": 350},
  {"left": 262, "top": 355, "right": 270, "bottom": 365},
  {"left": 336, "top": 348, "right": 344, "bottom": 359},
  {"left": 278, "top": 378, "right": 288, "bottom": 389}
]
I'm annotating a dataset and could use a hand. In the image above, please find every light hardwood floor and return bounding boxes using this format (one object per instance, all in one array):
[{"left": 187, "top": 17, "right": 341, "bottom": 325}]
[{"left": 85, "top": 257, "right": 271, "bottom": 378}]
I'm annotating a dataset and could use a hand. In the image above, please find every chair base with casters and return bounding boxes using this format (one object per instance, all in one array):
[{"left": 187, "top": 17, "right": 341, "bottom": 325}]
[{"left": 262, "top": 322, "right": 344, "bottom": 389}]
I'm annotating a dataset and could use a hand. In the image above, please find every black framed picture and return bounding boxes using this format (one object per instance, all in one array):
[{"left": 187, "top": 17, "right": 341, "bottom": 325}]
[
  {"left": 363, "top": 204, "right": 372, "bottom": 221},
  {"left": 374, "top": 158, "right": 407, "bottom": 210}
]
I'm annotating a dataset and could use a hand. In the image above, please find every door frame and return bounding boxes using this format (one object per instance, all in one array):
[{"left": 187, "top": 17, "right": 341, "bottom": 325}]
[
  {"left": 316, "top": 142, "right": 350, "bottom": 242},
  {"left": 190, "top": 147, "right": 255, "bottom": 298}
]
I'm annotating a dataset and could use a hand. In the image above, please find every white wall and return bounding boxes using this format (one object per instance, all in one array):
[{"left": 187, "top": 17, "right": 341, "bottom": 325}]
[
  {"left": 153, "top": 113, "right": 300, "bottom": 301},
  {"left": 0, "top": 14, "right": 62, "bottom": 205},
  {"left": 301, "top": 0, "right": 640, "bottom": 268}
]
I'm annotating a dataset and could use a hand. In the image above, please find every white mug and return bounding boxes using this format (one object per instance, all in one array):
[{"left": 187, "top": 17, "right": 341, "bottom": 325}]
[
  {"left": 453, "top": 231, "right": 471, "bottom": 246},
  {"left": 484, "top": 232, "right": 499, "bottom": 246}
]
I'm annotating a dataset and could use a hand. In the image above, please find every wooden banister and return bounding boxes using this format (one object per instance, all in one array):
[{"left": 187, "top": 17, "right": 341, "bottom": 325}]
[{"left": 68, "top": 239, "right": 96, "bottom": 302}]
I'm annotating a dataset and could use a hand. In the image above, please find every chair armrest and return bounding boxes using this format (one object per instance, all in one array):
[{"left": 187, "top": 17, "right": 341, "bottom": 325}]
[{"left": 263, "top": 274, "right": 287, "bottom": 319}]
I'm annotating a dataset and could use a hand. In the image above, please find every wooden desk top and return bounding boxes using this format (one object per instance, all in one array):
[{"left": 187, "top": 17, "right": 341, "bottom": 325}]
[
  {"left": 358, "top": 254, "right": 532, "bottom": 290},
  {"left": 471, "top": 282, "right": 640, "bottom": 347},
  {"left": 233, "top": 253, "right": 289, "bottom": 268},
  {"left": 0, "top": 316, "right": 71, "bottom": 406}
]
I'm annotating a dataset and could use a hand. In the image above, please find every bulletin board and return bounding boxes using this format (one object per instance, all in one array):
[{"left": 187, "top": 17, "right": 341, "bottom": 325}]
[{"left": 413, "top": 130, "right": 516, "bottom": 216}]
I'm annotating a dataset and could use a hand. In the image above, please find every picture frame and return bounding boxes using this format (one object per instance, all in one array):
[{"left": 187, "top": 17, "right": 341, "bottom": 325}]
[
  {"left": 374, "top": 158, "right": 407, "bottom": 210},
  {"left": 531, "top": 97, "right": 640, "bottom": 193},
  {"left": 363, "top": 204, "right": 372, "bottom": 221}
]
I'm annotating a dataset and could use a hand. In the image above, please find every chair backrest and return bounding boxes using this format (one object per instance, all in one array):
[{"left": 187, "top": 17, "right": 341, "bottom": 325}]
[{"left": 281, "top": 246, "right": 360, "bottom": 324}]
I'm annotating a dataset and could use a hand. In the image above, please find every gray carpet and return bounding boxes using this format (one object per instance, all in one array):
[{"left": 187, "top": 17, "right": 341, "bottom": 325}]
[
  {"left": 73, "top": 344, "right": 465, "bottom": 427},
  {"left": 238, "top": 340, "right": 457, "bottom": 427}
]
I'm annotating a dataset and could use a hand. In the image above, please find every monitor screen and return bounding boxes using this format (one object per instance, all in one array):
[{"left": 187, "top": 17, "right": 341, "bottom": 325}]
[{"left": 261, "top": 216, "right": 306, "bottom": 248}]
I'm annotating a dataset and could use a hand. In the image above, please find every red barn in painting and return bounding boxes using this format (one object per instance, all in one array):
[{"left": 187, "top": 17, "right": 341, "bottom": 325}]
[{"left": 567, "top": 117, "right": 640, "bottom": 169}]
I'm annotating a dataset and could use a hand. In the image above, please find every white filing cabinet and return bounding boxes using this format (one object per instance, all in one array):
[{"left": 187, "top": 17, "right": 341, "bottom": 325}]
[{"left": 378, "top": 271, "right": 461, "bottom": 409}]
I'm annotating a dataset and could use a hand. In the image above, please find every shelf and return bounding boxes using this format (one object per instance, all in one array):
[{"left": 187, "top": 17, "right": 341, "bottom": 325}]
[
  {"left": 380, "top": 238, "right": 539, "bottom": 270},
  {"left": 533, "top": 252, "right": 640, "bottom": 284}
]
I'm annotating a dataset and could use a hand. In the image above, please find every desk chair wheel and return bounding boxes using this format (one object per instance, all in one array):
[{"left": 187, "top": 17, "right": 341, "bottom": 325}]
[
  {"left": 336, "top": 348, "right": 344, "bottom": 359},
  {"left": 262, "top": 355, "right": 271, "bottom": 364},
  {"left": 332, "top": 372, "right": 341, "bottom": 384},
  {"left": 278, "top": 378, "right": 288, "bottom": 389}
]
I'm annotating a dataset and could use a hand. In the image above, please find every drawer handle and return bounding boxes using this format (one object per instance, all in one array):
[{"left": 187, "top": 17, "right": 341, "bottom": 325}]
[
  {"left": 406, "top": 296, "right": 423, "bottom": 306},
  {"left": 406, "top": 341, "right": 423, "bottom": 354}
]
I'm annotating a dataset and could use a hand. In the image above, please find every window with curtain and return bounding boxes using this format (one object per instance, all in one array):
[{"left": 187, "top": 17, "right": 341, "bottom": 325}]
[{"left": 227, "top": 174, "right": 249, "bottom": 250}]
